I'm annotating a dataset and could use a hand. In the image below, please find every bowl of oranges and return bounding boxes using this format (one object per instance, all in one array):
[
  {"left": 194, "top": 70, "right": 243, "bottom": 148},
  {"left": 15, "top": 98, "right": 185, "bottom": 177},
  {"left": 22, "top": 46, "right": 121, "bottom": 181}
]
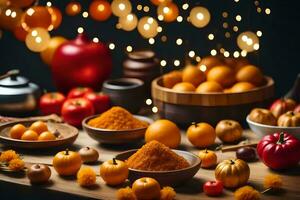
[
  {"left": 0, "top": 120, "right": 78, "bottom": 148},
  {"left": 151, "top": 56, "right": 274, "bottom": 126}
]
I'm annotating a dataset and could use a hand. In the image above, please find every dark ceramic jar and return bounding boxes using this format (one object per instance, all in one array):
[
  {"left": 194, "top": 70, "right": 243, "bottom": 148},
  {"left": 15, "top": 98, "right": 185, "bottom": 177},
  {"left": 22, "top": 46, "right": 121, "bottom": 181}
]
[
  {"left": 102, "top": 78, "right": 145, "bottom": 114},
  {"left": 123, "top": 50, "right": 160, "bottom": 97}
]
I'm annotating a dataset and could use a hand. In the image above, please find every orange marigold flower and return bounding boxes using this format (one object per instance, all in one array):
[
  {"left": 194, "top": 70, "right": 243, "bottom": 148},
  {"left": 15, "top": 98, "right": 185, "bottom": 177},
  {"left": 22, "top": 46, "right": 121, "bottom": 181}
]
[
  {"left": 264, "top": 174, "right": 283, "bottom": 190},
  {"left": 234, "top": 185, "right": 260, "bottom": 200},
  {"left": 116, "top": 187, "right": 137, "bottom": 200},
  {"left": 0, "top": 150, "right": 19, "bottom": 163},
  {"left": 77, "top": 167, "right": 96, "bottom": 187},
  {"left": 8, "top": 158, "right": 25, "bottom": 171},
  {"left": 160, "top": 186, "right": 176, "bottom": 200}
]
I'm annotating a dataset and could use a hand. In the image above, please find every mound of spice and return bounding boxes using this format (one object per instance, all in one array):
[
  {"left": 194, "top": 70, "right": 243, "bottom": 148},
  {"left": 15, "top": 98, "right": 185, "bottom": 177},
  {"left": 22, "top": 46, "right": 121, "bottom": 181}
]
[
  {"left": 126, "top": 141, "right": 190, "bottom": 171},
  {"left": 88, "top": 106, "right": 148, "bottom": 130}
]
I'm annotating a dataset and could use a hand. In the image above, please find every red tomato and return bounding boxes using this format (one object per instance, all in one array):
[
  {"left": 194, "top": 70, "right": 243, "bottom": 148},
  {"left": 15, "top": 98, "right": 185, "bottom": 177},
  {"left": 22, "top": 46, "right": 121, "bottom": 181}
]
[
  {"left": 39, "top": 92, "right": 66, "bottom": 115},
  {"left": 83, "top": 92, "right": 110, "bottom": 114},
  {"left": 61, "top": 98, "right": 94, "bottom": 127},
  {"left": 203, "top": 180, "right": 223, "bottom": 196},
  {"left": 67, "top": 87, "right": 94, "bottom": 99},
  {"left": 257, "top": 132, "right": 300, "bottom": 170}
]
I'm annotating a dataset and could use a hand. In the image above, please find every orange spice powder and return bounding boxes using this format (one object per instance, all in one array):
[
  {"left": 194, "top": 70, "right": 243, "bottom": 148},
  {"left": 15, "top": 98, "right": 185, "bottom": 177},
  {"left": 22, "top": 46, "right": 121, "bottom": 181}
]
[
  {"left": 126, "top": 141, "right": 190, "bottom": 171},
  {"left": 87, "top": 106, "right": 148, "bottom": 130}
]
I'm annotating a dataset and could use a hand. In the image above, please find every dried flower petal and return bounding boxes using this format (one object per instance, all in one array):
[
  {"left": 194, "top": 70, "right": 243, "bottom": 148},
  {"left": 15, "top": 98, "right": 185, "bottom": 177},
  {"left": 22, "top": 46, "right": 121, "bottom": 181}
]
[
  {"left": 234, "top": 185, "right": 260, "bottom": 200},
  {"left": 160, "top": 186, "right": 176, "bottom": 200},
  {"left": 264, "top": 174, "right": 283, "bottom": 190},
  {"left": 0, "top": 150, "right": 19, "bottom": 163},
  {"left": 77, "top": 167, "right": 96, "bottom": 187},
  {"left": 116, "top": 187, "right": 137, "bottom": 200},
  {"left": 8, "top": 158, "right": 25, "bottom": 171}
]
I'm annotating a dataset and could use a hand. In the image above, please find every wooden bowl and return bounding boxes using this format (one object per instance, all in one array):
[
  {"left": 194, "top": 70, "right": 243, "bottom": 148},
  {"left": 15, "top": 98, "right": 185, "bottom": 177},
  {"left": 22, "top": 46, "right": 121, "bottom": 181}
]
[
  {"left": 0, "top": 120, "right": 78, "bottom": 149},
  {"left": 116, "top": 149, "right": 200, "bottom": 186},
  {"left": 82, "top": 115, "right": 153, "bottom": 144},
  {"left": 152, "top": 76, "right": 274, "bottom": 126},
  {"left": 247, "top": 115, "right": 300, "bottom": 140}
]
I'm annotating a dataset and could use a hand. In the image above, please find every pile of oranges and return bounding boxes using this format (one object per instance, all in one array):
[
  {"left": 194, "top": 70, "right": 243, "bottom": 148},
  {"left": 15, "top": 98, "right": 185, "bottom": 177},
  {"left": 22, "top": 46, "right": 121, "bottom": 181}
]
[
  {"left": 9, "top": 121, "right": 57, "bottom": 141},
  {"left": 162, "top": 56, "right": 265, "bottom": 93}
]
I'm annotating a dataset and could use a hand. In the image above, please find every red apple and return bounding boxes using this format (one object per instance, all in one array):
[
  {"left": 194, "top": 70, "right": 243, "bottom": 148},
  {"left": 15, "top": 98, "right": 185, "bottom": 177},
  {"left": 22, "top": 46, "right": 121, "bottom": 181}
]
[
  {"left": 83, "top": 92, "right": 110, "bottom": 114},
  {"left": 39, "top": 92, "right": 66, "bottom": 115},
  {"left": 270, "top": 98, "right": 296, "bottom": 118},
  {"left": 67, "top": 87, "right": 94, "bottom": 99},
  {"left": 203, "top": 180, "right": 223, "bottom": 196},
  {"left": 51, "top": 34, "right": 112, "bottom": 93},
  {"left": 61, "top": 98, "right": 94, "bottom": 127},
  {"left": 294, "top": 104, "right": 300, "bottom": 114}
]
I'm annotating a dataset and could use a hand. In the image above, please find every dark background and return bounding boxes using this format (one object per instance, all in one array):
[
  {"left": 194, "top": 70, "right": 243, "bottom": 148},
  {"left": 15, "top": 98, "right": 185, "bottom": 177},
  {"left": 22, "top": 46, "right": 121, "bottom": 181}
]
[{"left": 0, "top": 0, "right": 299, "bottom": 97}]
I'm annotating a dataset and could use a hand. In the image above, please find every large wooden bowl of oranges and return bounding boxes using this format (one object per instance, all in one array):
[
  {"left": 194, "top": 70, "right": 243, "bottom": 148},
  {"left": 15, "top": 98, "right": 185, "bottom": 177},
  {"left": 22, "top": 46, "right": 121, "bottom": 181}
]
[{"left": 152, "top": 56, "right": 274, "bottom": 126}]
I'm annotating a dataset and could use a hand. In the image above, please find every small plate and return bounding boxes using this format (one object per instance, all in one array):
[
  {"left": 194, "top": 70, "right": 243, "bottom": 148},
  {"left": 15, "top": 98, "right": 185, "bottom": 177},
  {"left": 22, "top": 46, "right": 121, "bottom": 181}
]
[
  {"left": 82, "top": 115, "right": 153, "bottom": 144},
  {"left": 0, "top": 120, "right": 78, "bottom": 149},
  {"left": 116, "top": 149, "right": 201, "bottom": 186},
  {"left": 246, "top": 115, "right": 300, "bottom": 140}
]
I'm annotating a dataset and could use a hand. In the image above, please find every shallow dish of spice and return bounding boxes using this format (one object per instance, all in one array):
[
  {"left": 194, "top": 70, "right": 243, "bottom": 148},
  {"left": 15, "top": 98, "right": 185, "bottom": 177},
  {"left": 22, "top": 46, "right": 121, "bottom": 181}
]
[
  {"left": 116, "top": 141, "right": 201, "bottom": 186},
  {"left": 82, "top": 106, "right": 153, "bottom": 144}
]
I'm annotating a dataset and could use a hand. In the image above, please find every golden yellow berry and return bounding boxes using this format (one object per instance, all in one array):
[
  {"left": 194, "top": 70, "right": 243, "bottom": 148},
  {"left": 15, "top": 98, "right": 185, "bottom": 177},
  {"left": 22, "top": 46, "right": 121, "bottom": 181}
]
[{"left": 77, "top": 167, "right": 96, "bottom": 187}]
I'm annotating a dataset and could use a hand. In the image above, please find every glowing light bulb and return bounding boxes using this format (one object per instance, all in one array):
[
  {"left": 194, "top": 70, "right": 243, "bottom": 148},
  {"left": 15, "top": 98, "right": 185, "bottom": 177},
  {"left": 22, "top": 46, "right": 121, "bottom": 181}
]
[
  {"left": 160, "top": 60, "right": 167, "bottom": 66},
  {"left": 188, "top": 51, "right": 195, "bottom": 57},
  {"left": 176, "top": 38, "right": 183, "bottom": 45},
  {"left": 77, "top": 27, "right": 84, "bottom": 33},
  {"left": 126, "top": 45, "right": 133, "bottom": 52},
  {"left": 210, "top": 49, "right": 217, "bottom": 56},
  {"left": 174, "top": 60, "right": 180, "bottom": 66},
  {"left": 109, "top": 43, "right": 115, "bottom": 50},
  {"left": 208, "top": 33, "right": 214, "bottom": 40},
  {"left": 93, "top": 37, "right": 99, "bottom": 43}
]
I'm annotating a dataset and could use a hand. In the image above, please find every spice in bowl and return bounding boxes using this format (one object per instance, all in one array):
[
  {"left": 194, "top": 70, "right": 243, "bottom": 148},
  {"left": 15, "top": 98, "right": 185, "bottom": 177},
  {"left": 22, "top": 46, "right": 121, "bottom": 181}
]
[
  {"left": 87, "top": 106, "right": 148, "bottom": 130},
  {"left": 126, "top": 141, "right": 190, "bottom": 171}
]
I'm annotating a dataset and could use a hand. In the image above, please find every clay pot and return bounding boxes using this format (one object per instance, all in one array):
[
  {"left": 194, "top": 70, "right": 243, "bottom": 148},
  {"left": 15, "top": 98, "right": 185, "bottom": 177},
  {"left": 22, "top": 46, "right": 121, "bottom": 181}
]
[
  {"left": 102, "top": 78, "right": 145, "bottom": 113},
  {"left": 123, "top": 50, "right": 160, "bottom": 97}
]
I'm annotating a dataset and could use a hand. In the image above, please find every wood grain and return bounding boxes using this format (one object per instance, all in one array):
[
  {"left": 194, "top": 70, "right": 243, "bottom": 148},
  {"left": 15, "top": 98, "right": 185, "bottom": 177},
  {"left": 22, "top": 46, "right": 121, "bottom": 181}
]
[
  {"left": 0, "top": 130, "right": 300, "bottom": 200},
  {"left": 152, "top": 76, "right": 274, "bottom": 106}
]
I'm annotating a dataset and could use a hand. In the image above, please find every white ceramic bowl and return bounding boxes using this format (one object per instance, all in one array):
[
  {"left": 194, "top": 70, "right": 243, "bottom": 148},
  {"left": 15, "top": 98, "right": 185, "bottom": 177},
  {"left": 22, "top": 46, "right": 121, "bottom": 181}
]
[{"left": 246, "top": 115, "right": 300, "bottom": 140}]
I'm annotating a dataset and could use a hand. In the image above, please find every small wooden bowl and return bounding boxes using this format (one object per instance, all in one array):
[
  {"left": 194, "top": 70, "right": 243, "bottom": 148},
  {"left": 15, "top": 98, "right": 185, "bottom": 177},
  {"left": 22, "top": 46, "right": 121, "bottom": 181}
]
[
  {"left": 82, "top": 115, "right": 153, "bottom": 144},
  {"left": 116, "top": 149, "right": 201, "bottom": 186},
  {"left": 152, "top": 76, "right": 275, "bottom": 126},
  {"left": 246, "top": 115, "right": 300, "bottom": 140},
  {"left": 0, "top": 120, "right": 78, "bottom": 149}
]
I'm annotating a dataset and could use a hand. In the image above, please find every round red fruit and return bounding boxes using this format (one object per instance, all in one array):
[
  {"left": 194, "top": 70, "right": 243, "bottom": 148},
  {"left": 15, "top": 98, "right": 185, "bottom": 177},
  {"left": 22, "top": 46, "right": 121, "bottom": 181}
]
[
  {"left": 61, "top": 98, "right": 94, "bottom": 127},
  {"left": 67, "top": 87, "right": 94, "bottom": 99},
  {"left": 203, "top": 180, "right": 223, "bottom": 196},
  {"left": 39, "top": 92, "right": 66, "bottom": 115},
  {"left": 83, "top": 92, "right": 110, "bottom": 114}
]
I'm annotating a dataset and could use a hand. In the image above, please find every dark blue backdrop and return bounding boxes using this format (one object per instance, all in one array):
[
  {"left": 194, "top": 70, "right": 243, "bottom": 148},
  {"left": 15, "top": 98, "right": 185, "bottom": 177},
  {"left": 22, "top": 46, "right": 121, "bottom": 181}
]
[{"left": 0, "top": 0, "right": 299, "bottom": 97}]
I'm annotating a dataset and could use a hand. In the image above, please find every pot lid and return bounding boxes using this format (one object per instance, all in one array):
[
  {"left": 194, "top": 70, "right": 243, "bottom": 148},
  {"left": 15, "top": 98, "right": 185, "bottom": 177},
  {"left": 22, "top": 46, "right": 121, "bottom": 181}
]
[
  {"left": 0, "top": 69, "right": 29, "bottom": 87},
  {"left": 128, "top": 50, "right": 155, "bottom": 60}
]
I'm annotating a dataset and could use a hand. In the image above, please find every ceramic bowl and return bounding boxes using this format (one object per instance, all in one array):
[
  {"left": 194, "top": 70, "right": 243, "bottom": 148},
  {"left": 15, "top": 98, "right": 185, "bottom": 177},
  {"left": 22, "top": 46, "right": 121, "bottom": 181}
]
[
  {"left": 246, "top": 115, "right": 300, "bottom": 140},
  {"left": 82, "top": 115, "right": 153, "bottom": 144},
  {"left": 102, "top": 78, "right": 145, "bottom": 114},
  {"left": 115, "top": 149, "right": 201, "bottom": 186},
  {"left": 0, "top": 120, "right": 78, "bottom": 149}
]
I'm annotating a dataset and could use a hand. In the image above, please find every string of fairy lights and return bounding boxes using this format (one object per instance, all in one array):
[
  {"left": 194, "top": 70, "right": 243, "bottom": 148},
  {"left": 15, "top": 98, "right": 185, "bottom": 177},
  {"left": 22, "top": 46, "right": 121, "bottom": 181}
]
[{"left": 0, "top": 0, "right": 271, "bottom": 113}]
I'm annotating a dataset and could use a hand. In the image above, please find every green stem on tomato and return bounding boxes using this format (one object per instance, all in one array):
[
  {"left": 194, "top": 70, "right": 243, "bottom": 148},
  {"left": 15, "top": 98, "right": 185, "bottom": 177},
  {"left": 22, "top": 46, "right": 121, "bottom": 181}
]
[{"left": 277, "top": 132, "right": 285, "bottom": 144}]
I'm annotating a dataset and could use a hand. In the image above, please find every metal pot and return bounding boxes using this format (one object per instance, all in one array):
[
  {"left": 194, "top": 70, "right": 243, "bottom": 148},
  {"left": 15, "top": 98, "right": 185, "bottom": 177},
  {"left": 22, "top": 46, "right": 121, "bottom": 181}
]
[{"left": 0, "top": 69, "right": 41, "bottom": 116}]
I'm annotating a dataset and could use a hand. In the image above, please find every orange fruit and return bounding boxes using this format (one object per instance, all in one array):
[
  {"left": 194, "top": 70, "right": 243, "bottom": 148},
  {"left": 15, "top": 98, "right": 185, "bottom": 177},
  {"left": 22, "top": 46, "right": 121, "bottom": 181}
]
[
  {"left": 21, "top": 130, "right": 39, "bottom": 141},
  {"left": 207, "top": 66, "right": 235, "bottom": 88},
  {"left": 236, "top": 65, "right": 264, "bottom": 86},
  {"left": 38, "top": 131, "right": 56, "bottom": 141},
  {"left": 224, "top": 57, "right": 249, "bottom": 72},
  {"left": 162, "top": 70, "right": 182, "bottom": 88},
  {"left": 29, "top": 121, "right": 48, "bottom": 135},
  {"left": 198, "top": 149, "right": 217, "bottom": 168},
  {"left": 182, "top": 66, "right": 206, "bottom": 87},
  {"left": 172, "top": 82, "right": 195, "bottom": 92},
  {"left": 198, "top": 56, "right": 224, "bottom": 74},
  {"left": 9, "top": 124, "right": 26, "bottom": 139},
  {"left": 187, "top": 122, "right": 216, "bottom": 148},
  {"left": 230, "top": 82, "right": 255, "bottom": 93},
  {"left": 145, "top": 119, "right": 181, "bottom": 148},
  {"left": 196, "top": 81, "right": 223, "bottom": 93}
]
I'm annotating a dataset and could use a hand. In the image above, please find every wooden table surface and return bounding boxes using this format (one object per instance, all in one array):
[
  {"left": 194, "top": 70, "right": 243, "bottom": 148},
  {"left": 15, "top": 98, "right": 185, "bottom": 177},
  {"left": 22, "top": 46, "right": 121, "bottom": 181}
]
[{"left": 1, "top": 129, "right": 300, "bottom": 200}]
